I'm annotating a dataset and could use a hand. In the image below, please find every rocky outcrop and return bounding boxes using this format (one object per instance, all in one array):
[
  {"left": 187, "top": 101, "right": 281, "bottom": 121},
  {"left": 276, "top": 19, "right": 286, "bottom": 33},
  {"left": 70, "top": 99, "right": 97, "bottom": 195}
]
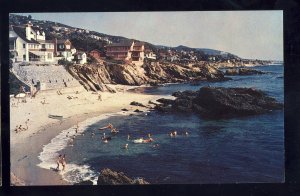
[
  {"left": 130, "top": 101, "right": 146, "bottom": 107},
  {"left": 74, "top": 180, "right": 94, "bottom": 185},
  {"left": 155, "top": 87, "right": 283, "bottom": 119},
  {"left": 97, "top": 168, "right": 149, "bottom": 185},
  {"left": 66, "top": 61, "right": 230, "bottom": 92},
  {"left": 225, "top": 68, "right": 266, "bottom": 76}
]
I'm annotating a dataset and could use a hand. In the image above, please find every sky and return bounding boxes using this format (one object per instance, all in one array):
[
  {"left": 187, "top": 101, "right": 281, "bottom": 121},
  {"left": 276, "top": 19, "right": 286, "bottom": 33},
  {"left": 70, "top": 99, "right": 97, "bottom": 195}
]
[{"left": 17, "top": 11, "right": 283, "bottom": 60}]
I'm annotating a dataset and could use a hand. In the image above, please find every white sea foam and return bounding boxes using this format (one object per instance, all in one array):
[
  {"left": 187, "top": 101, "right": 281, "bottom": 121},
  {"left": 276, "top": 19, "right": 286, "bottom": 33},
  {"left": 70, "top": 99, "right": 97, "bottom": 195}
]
[{"left": 37, "top": 111, "right": 137, "bottom": 185}]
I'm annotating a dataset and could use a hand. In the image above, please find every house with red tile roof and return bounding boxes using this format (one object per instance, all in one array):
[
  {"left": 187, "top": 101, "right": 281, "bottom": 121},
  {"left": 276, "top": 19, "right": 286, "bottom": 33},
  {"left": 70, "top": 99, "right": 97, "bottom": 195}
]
[{"left": 106, "top": 40, "right": 145, "bottom": 65}]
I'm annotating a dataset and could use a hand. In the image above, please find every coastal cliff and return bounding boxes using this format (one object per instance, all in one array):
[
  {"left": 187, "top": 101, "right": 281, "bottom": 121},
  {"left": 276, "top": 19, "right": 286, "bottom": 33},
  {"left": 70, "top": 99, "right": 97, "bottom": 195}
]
[{"left": 66, "top": 61, "right": 230, "bottom": 91}]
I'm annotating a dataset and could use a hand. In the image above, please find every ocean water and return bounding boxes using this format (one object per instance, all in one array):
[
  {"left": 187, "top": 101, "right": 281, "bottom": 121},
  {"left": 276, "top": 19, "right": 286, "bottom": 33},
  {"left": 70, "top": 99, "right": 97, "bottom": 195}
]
[{"left": 38, "top": 64, "right": 284, "bottom": 184}]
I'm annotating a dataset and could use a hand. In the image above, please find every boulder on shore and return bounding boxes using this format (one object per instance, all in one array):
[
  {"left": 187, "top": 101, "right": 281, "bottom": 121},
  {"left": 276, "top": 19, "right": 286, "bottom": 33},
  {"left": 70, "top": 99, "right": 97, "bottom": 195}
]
[
  {"left": 97, "top": 168, "right": 149, "bottom": 185},
  {"left": 155, "top": 87, "right": 283, "bottom": 119},
  {"left": 130, "top": 101, "right": 146, "bottom": 107}
]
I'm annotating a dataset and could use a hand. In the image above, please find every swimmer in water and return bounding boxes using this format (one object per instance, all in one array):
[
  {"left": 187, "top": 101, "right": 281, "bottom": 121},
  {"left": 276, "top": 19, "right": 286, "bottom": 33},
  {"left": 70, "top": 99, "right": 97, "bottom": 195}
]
[{"left": 123, "top": 143, "right": 128, "bottom": 149}]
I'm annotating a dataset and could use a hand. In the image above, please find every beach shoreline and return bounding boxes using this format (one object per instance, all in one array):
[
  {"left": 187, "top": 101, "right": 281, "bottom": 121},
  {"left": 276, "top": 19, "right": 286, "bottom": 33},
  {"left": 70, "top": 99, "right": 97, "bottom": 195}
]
[{"left": 10, "top": 85, "right": 163, "bottom": 186}]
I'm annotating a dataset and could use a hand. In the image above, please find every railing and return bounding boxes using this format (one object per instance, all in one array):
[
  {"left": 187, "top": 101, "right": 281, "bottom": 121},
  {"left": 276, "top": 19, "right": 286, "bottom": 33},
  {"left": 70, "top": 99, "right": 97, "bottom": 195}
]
[
  {"left": 132, "top": 49, "right": 143, "bottom": 52},
  {"left": 107, "top": 50, "right": 129, "bottom": 53}
]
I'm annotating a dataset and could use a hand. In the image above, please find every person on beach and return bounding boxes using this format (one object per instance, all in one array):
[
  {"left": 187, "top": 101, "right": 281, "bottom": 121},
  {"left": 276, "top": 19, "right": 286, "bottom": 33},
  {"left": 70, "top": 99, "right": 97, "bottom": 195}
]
[
  {"left": 153, "top": 144, "right": 159, "bottom": 148},
  {"left": 99, "top": 123, "right": 113, "bottom": 130},
  {"left": 169, "top": 131, "right": 177, "bottom": 137},
  {"left": 147, "top": 133, "right": 151, "bottom": 138},
  {"left": 185, "top": 131, "right": 189, "bottom": 136},
  {"left": 61, "top": 154, "right": 67, "bottom": 171},
  {"left": 127, "top": 134, "right": 130, "bottom": 140},
  {"left": 14, "top": 125, "right": 22, "bottom": 133},
  {"left": 111, "top": 128, "right": 119, "bottom": 134},
  {"left": 14, "top": 125, "right": 18, "bottom": 133},
  {"left": 101, "top": 133, "right": 106, "bottom": 140},
  {"left": 19, "top": 125, "right": 26, "bottom": 132},
  {"left": 123, "top": 144, "right": 128, "bottom": 149},
  {"left": 75, "top": 124, "right": 79, "bottom": 133},
  {"left": 24, "top": 119, "right": 29, "bottom": 130},
  {"left": 56, "top": 155, "right": 62, "bottom": 170},
  {"left": 107, "top": 123, "right": 113, "bottom": 129},
  {"left": 97, "top": 93, "right": 102, "bottom": 101}
]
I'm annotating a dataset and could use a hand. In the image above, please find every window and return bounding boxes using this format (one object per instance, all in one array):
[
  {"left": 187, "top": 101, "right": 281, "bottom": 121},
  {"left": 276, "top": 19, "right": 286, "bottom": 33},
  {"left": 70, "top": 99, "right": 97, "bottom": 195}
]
[
  {"left": 59, "top": 44, "right": 64, "bottom": 49},
  {"left": 47, "top": 53, "right": 53, "bottom": 59},
  {"left": 23, "top": 44, "right": 26, "bottom": 48},
  {"left": 23, "top": 54, "right": 26, "bottom": 60}
]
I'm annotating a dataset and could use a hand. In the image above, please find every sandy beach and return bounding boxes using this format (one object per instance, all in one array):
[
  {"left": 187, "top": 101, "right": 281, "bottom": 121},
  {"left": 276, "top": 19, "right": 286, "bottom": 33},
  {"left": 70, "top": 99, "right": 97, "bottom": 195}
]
[{"left": 10, "top": 85, "right": 163, "bottom": 185}]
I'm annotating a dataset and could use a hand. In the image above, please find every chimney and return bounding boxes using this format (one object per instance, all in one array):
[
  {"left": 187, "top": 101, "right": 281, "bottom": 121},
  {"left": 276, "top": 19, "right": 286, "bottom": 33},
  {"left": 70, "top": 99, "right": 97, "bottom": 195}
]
[{"left": 53, "top": 38, "right": 58, "bottom": 56}]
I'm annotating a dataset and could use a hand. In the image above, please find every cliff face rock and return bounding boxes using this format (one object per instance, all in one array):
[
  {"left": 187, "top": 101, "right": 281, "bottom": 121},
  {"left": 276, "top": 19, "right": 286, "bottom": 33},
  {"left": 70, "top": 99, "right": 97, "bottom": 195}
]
[
  {"left": 67, "top": 61, "right": 230, "bottom": 91},
  {"left": 155, "top": 87, "right": 283, "bottom": 119},
  {"left": 225, "top": 68, "right": 265, "bottom": 76},
  {"left": 97, "top": 168, "right": 149, "bottom": 185}
]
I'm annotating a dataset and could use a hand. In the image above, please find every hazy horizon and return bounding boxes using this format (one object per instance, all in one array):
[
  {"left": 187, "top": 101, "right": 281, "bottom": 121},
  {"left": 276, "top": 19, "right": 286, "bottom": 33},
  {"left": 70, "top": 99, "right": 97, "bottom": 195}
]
[{"left": 16, "top": 11, "right": 283, "bottom": 61}]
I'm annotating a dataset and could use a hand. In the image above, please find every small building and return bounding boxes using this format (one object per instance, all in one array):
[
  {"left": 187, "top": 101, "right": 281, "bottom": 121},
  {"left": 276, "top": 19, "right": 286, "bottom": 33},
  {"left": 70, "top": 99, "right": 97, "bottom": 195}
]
[
  {"left": 53, "top": 39, "right": 73, "bottom": 61},
  {"left": 74, "top": 52, "right": 87, "bottom": 64},
  {"left": 145, "top": 51, "right": 157, "bottom": 60}
]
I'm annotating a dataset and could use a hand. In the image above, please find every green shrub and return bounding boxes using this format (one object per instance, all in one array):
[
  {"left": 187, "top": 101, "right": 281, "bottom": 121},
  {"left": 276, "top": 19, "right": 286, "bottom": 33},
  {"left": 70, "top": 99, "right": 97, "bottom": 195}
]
[{"left": 58, "top": 58, "right": 73, "bottom": 66}]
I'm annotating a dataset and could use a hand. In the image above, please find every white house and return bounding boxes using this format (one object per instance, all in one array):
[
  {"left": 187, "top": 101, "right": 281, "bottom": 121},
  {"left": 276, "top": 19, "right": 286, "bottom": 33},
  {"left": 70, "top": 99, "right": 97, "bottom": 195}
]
[
  {"left": 74, "top": 52, "right": 87, "bottom": 64},
  {"left": 71, "top": 47, "right": 77, "bottom": 55},
  {"left": 145, "top": 51, "right": 157, "bottom": 60},
  {"left": 9, "top": 22, "right": 54, "bottom": 63}
]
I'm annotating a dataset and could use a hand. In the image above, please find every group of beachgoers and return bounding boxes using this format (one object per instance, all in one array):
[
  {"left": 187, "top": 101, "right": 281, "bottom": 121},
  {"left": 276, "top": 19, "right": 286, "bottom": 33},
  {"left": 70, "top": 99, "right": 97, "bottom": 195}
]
[
  {"left": 14, "top": 119, "right": 30, "bottom": 133},
  {"left": 64, "top": 122, "right": 190, "bottom": 155},
  {"left": 98, "top": 123, "right": 120, "bottom": 143},
  {"left": 97, "top": 123, "right": 157, "bottom": 149},
  {"left": 56, "top": 122, "right": 191, "bottom": 170}
]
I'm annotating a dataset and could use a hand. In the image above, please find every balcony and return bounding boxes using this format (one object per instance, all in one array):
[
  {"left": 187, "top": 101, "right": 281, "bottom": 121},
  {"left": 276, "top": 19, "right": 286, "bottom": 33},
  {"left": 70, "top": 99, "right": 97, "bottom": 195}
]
[{"left": 107, "top": 50, "right": 129, "bottom": 53}]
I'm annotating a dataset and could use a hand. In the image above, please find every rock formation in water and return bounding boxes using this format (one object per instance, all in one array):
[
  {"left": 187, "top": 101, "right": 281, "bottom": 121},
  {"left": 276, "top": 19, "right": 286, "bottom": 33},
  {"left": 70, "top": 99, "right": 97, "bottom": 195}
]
[
  {"left": 225, "top": 68, "right": 266, "bottom": 76},
  {"left": 97, "top": 168, "right": 149, "bottom": 185},
  {"left": 155, "top": 87, "right": 283, "bottom": 119},
  {"left": 66, "top": 61, "right": 231, "bottom": 92}
]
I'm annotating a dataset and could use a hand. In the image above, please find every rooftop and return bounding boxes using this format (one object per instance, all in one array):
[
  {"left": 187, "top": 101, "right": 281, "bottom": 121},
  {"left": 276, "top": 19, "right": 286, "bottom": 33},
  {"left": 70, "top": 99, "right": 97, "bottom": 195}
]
[{"left": 12, "top": 26, "right": 40, "bottom": 44}]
